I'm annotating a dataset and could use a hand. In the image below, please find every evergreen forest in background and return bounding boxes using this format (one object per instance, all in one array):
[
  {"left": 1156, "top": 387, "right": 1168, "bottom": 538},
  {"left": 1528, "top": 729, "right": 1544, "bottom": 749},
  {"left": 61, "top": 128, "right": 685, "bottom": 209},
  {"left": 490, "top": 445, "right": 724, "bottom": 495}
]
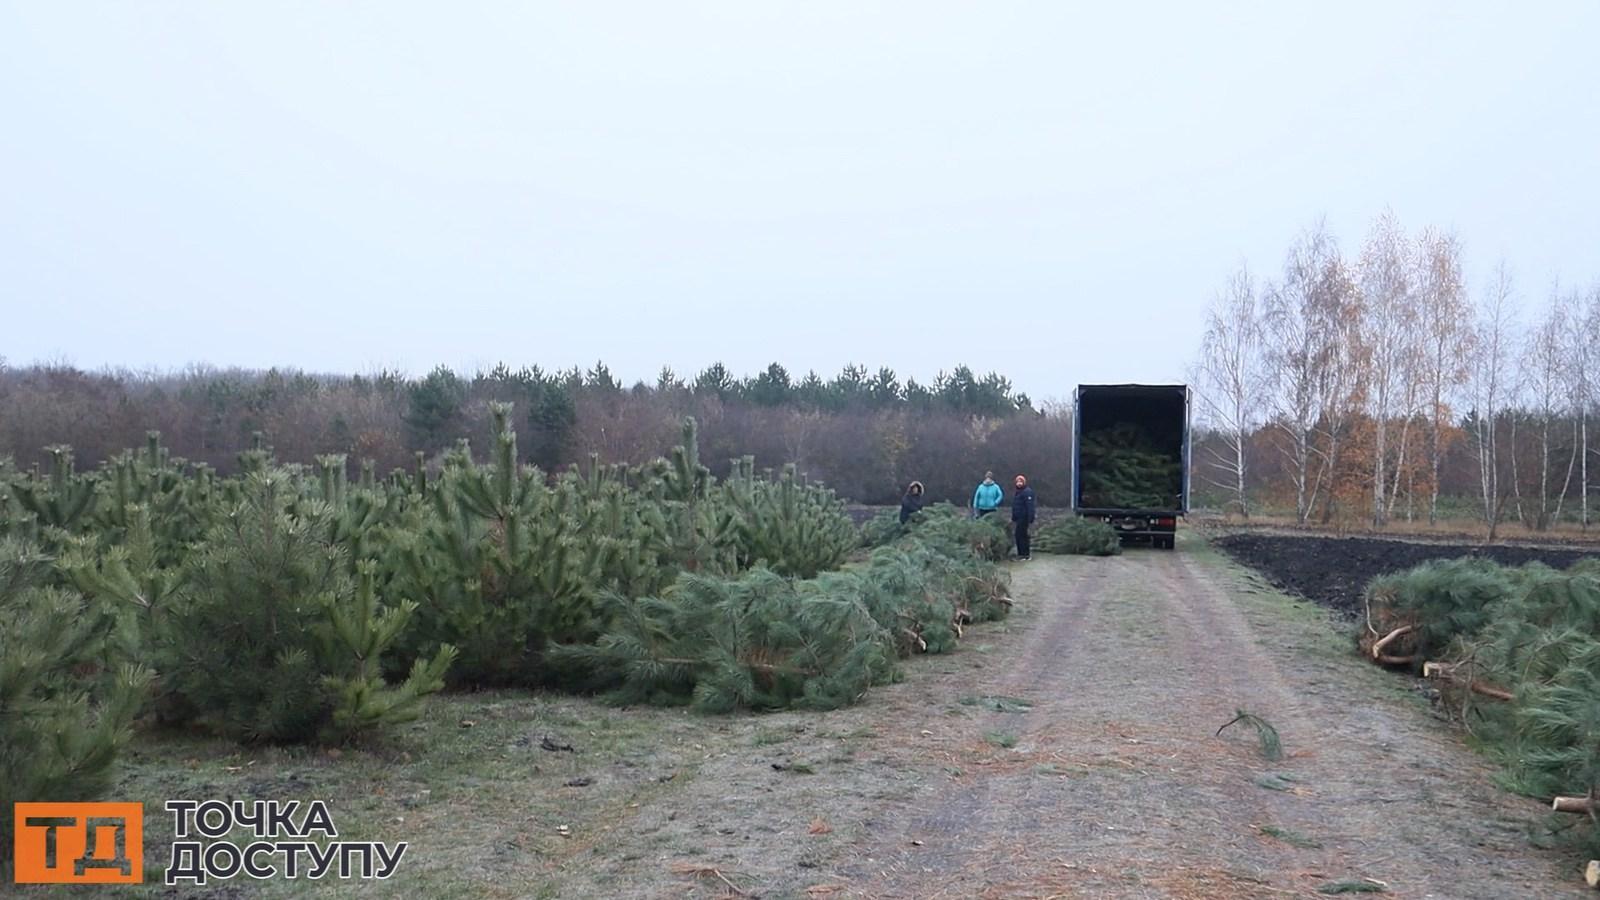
[{"left": 0, "top": 361, "right": 1064, "bottom": 508}]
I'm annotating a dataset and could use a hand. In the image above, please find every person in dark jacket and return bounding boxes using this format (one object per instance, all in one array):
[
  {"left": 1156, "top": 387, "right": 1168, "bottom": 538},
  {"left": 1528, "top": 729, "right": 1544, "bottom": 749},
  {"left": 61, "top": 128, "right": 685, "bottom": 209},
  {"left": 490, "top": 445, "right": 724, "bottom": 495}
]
[
  {"left": 899, "top": 481, "right": 925, "bottom": 525},
  {"left": 1011, "top": 474, "right": 1036, "bottom": 560}
]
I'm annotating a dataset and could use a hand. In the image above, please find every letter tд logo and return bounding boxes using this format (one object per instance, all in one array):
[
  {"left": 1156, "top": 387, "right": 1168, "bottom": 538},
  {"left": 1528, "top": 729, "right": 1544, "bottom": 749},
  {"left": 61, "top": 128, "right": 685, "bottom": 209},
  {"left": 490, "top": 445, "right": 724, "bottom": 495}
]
[{"left": 13, "top": 803, "right": 144, "bottom": 884}]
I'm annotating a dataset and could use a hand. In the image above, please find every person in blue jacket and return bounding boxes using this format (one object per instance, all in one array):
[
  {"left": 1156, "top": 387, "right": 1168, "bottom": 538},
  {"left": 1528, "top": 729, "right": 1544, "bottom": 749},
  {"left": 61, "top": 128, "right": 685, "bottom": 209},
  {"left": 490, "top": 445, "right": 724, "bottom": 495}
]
[
  {"left": 972, "top": 471, "right": 1004, "bottom": 517},
  {"left": 1012, "top": 474, "right": 1037, "bottom": 560}
]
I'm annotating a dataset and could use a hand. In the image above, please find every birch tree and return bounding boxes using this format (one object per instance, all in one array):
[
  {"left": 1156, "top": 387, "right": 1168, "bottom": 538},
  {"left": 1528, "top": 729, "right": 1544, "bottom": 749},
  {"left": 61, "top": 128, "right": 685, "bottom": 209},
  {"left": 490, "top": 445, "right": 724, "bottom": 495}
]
[
  {"left": 1194, "top": 265, "right": 1267, "bottom": 516},
  {"left": 1357, "top": 210, "right": 1421, "bottom": 527},
  {"left": 1414, "top": 228, "right": 1471, "bottom": 524},
  {"left": 1308, "top": 254, "right": 1366, "bottom": 524},
  {"left": 1577, "top": 285, "right": 1600, "bottom": 529},
  {"left": 1467, "top": 265, "right": 1515, "bottom": 534},
  {"left": 1263, "top": 222, "right": 1342, "bottom": 523},
  {"left": 1549, "top": 286, "right": 1593, "bottom": 528},
  {"left": 1524, "top": 289, "right": 1577, "bottom": 530}
]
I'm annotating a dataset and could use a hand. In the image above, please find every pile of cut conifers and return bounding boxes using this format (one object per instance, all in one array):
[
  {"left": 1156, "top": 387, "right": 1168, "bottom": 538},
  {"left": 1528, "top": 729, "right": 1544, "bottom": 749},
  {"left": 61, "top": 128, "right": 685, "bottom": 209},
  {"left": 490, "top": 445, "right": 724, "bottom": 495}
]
[{"left": 1360, "top": 557, "right": 1600, "bottom": 886}]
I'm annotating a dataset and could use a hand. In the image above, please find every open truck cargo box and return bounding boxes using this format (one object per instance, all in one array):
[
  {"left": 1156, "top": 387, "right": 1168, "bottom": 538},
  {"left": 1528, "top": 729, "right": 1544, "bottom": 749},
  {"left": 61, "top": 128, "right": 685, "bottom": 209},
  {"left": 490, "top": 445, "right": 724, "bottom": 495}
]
[{"left": 1072, "top": 383, "right": 1191, "bottom": 549}]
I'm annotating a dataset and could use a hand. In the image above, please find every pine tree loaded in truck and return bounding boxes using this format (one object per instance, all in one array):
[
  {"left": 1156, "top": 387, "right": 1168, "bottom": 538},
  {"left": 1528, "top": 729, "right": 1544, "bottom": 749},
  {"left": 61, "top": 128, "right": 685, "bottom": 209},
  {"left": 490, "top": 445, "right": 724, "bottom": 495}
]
[{"left": 1072, "top": 384, "right": 1192, "bottom": 549}]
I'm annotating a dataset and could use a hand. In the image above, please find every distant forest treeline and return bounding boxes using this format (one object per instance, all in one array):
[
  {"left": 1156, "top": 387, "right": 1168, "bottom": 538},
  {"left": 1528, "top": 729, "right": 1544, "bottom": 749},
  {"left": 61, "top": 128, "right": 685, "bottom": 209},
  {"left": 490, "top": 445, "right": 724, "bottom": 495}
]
[{"left": 0, "top": 361, "right": 1070, "bottom": 506}]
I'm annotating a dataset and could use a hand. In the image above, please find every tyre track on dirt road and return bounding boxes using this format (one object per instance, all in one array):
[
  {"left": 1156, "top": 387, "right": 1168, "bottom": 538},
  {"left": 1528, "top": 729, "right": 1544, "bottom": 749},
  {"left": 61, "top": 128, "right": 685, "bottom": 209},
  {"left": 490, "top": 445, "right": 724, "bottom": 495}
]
[
  {"left": 844, "top": 546, "right": 1587, "bottom": 899},
  {"left": 843, "top": 553, "right": 1109, "bottom": 888}
]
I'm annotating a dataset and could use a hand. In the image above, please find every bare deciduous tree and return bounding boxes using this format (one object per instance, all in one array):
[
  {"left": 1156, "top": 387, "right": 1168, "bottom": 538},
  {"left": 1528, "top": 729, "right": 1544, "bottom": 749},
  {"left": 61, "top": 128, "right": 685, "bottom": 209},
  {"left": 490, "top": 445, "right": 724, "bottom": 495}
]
[
  {"left": 1308, "top": 255, "right": 1367, "bottom": 524},
  {"left": 1193, "top": 265, "right": 1266, "bottom": 516},
  {"left": 1261, "top": 222, "right": 1367, "bottom": 525},
  {"left": 1577, "top": 285, "right": 1600, "bottom": 530},
  {"left": 1468, "top": 263, "right": 1516, "bottom": 536},
  {"left": 1524, "top": 288, "right": 1578, "bottom": 530},
  {"left": 1357, "top": 210, "right": 1421, "bottom": 527},
  {"left": 1414, "top": 228, "right": 1471, "bottom": 524},
  {"left": 1263, "top": 222, "right": 1340, "bottom": 524}
]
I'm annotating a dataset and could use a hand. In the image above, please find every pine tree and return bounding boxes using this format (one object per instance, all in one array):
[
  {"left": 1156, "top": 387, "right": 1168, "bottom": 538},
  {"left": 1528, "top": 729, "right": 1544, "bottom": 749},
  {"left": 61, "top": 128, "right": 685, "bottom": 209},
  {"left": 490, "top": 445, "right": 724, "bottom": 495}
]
[
  {"left": 1077, "top": 423, "right": 1184, "bottom": 509},
  {"left": 561, "top": 569, "right": 896, "bottom": 712},
  {"left": 394, "top": 404, "right": 595, "bottom": 686},
  {"left": 404, "top": 365, "right": 468, "bottom": 450},
  {"left": 95, "top": 433, "right": 216, "bottom": 559},
  {"left": 1033, "top": 517, "right": 1122, "bottom": 556},
  {"left": 560, "top": 456, "right": 678, "bottom": 601},
  {"left": 723, "top": 461, "right": 856, "bottom": 578},
  {"left": 1, "top": 538, "right": 152, "bottom": 871},
  {"left": 322, "top": 561, "right": 455, "bottom": 740},
  {"left": 62, "top": 504, "right": 184, "bottom": 665},
  {"left": 747, "top": 363, "right": 793, "bottom": 407},
  {"left": 567, "top": 502, "right": 1012, "bottom": 712},
  {"left": 9, "top": 446, "right": 98, "bottom": 535},
  {"left": 1358, "top": 558, "right": 1518, "bottom": 665},
  {"left": 1418, "top": 564, "right": 1600, "bottom": 848},
  {"left": 528, "top": 384, "right": 576, "bottom": 471},
  {"left": 641, "top": 418, "right": 740, "bottom": 576},
  {"left": 161, "top": 471, "right": 451, "bottom": 743}
]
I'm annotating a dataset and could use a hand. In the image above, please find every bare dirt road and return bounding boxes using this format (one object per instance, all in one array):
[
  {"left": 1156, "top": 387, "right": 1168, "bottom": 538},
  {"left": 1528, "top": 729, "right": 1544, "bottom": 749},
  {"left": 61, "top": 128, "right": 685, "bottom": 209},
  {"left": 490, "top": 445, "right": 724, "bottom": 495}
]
[{"left": 561, "top": 537, "right": 1587, "bottom": 899}]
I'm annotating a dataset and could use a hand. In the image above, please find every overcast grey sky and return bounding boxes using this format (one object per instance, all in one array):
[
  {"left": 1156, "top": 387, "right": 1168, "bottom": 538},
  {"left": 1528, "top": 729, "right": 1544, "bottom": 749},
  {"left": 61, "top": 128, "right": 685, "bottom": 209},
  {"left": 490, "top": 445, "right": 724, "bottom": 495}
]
[{"left": 2, "top": 3, "right": 1596, "bottom": 403}]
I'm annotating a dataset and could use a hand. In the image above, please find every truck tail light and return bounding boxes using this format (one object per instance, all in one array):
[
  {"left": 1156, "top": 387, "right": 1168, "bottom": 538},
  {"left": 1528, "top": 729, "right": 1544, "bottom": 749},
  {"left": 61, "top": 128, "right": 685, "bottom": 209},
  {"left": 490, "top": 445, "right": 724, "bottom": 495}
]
[{"left": 1156, "top": 517, "right": 1175, "bottom": 527}]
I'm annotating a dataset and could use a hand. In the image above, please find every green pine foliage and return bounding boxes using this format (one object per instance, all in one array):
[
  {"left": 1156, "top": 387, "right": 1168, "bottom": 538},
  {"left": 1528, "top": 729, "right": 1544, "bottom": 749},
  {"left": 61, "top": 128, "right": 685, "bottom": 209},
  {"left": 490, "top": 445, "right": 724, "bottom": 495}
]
[
  {"left": 94, "top": 433, "right": 217, "bottom": 559},
  {"left": 404, "top": 365, "right": 469, "bottom": 449},
  {"left": 567, "top": 505, "right": 1010, "bottom": 712},
  {"left": 1359, "top": 558, "right": 1521, "bottom": 665},
  {"left": 392, "top": 406, "right": 596, "bottom": 687},
  {"left": 1216, "top": 709, "right": 1283, "bottom": 761},
  {"left": 638, "top": 418, "right": 743, "bottom": 576},
  {"left": 9, "top": 446, "right": 99, "bottom": 533},
  {"left": 558, "top": 569, "right": 897, "bottom": 712},
  {"left": 3, "top": 404, "right": 981, "bottom": 742},
  {"left": 900, "top": 503, "right": 1010, "bottom": 562},
  {"left": 62, "top": 503, "right": 184, "bottom": 665},
  {"left": 561, "top": 456, "right": 683, "bottom": 601},
  {"left": 382, "top": 411, "right": 860, "bottom": 689},
  {"left": 723, "top": 459, "right": 857, "bottom": 578},
  {"left": 1367, "top": 556, "right": 1600, "bottom": 857},
  {"left": 839, "top": 538, "right": 1012, "bottom": 653},
  {"left": 156, "top": 472, "right": 452, "bottom": 744},
  {"left": 1033, "top": 517, "right": 1122, "bottom": 556},
  {"left": 1, "top": 538, "right": 152, "bottom": 866},
  {"left": 1077, "top": 423, "right": 1183, "bottom": 510},
  {"left": 859, "top": 508, "right": 907, "bottom": 548}
]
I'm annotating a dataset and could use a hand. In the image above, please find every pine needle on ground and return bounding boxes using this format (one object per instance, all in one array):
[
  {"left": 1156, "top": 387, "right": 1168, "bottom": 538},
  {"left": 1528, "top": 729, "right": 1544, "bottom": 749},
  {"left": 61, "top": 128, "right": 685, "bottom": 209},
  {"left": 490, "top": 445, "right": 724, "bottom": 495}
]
[{"left": 1217, "top": 709, "right": 1283, "bottom": 761}]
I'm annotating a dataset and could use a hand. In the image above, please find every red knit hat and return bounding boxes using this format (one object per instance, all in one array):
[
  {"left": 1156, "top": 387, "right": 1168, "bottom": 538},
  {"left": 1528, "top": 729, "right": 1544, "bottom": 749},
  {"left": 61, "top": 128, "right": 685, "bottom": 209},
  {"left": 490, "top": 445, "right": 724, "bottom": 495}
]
[{"left": 1014, "top": 474, "right": 1027, "bottom": 486}]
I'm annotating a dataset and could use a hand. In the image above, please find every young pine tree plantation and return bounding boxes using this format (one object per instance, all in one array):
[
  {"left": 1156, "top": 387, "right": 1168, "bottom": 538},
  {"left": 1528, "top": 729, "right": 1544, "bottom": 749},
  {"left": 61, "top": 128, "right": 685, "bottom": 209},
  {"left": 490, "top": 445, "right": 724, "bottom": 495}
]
[{"left": 0, "top": 404, "right": 1012, "bottom": 829}]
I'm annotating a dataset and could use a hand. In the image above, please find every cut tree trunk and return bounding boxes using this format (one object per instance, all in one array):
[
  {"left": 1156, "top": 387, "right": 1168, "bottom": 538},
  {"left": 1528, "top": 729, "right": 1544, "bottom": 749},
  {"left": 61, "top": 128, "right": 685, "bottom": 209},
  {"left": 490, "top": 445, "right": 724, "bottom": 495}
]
[
  {"left": 1585, "top": 859, "right": 1599, "bottom": 889},
  {"left": 1422, "top": 661, "right": 1514, "bottom": 701},
  {"left": 1370, "top": 625, "right": 1416, "bottom": 665},
  {"left": 1553, "top": 796, "right": 1596, "bottom": 815}
]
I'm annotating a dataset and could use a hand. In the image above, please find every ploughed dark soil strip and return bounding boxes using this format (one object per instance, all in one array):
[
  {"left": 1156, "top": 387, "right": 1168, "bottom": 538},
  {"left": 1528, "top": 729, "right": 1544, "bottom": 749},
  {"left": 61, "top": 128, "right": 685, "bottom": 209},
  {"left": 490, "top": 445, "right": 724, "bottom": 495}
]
[{"left": 1214, "top": 533, "right": 1597, "bottom": 616}]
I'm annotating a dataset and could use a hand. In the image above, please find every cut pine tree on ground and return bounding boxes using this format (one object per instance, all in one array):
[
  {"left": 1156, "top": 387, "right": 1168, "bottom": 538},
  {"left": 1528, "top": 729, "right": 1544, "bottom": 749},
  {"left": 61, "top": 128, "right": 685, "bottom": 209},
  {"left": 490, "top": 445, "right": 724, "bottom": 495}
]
[{"left": 1345, "top": 553, "right": 1600, "bottom": 884}]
